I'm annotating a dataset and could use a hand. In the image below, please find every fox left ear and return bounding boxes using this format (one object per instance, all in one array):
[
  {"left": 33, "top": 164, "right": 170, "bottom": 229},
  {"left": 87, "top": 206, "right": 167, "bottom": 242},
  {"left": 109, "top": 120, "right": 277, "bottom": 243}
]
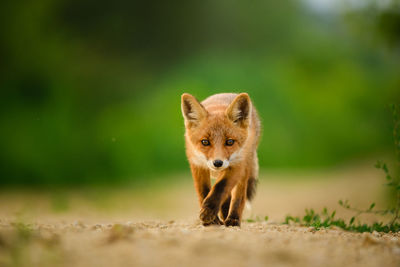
[
  {"left": 181, "top": 93, "right": 208, "bottom": 127},
  {"left": 226, "top": 93, "right": 251, "bottom": 128}
]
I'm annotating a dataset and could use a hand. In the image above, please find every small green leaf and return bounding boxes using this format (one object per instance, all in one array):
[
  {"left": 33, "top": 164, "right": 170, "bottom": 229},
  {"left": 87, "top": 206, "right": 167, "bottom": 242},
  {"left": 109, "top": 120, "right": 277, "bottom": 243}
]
[
  {"left": 383, "top": 164, "right": 388, "bottom": 174},
  {"left": 264, "top": 216, "right": 269, "bottom": 222},
  {"left": 369, "top": 203, "right": 375, "bottom": 210},
  {"left": 331, "top": 211, "right": 336, "bottom": 219},
  {"left": 350, "top": 217, "right": 355, "bottom": 225}
]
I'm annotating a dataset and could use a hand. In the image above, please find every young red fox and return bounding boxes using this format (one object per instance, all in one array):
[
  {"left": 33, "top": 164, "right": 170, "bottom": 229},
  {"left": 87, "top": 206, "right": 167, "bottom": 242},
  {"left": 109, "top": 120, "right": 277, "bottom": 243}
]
[{"left": 181, "top": 93, "right": 261, "bottom": 226}]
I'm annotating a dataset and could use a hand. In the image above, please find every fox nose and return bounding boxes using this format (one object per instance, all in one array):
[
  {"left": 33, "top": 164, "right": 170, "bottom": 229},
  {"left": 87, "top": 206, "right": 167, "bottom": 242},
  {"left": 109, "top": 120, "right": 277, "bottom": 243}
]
[{"left": 213, "top": 160, "right": 223, "bottom": 168}]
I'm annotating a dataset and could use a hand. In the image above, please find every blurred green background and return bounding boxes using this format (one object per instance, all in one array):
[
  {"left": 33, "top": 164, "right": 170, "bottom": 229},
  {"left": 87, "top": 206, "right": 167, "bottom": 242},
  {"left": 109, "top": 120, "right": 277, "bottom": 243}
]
[{"left": 0, "top": 0, "right": 399, "bottom": 186}]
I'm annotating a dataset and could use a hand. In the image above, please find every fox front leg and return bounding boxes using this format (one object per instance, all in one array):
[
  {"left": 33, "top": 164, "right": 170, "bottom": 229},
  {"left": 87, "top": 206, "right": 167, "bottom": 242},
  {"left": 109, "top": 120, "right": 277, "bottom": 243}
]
[
  {"left": 219, "top": 195, "right": 231, "bottom": 221},
  {"left": 224, "top": 179, "right": 247, "bottom": 227},
  {"left": 190, "top": 164, "right": 221, "bottom": 225},
  {"left": 200, "top": 170, "right": 239, "bottom": 226},
  {"left": 199, "top": 178, "right": 227, "bottom": 225},
  {"left": 190, "top": 164, "right": 211, "bottom": 205}
]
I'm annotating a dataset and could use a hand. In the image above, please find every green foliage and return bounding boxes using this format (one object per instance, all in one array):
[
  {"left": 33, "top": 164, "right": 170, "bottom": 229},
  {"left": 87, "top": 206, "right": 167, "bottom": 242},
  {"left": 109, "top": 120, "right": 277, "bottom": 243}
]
[
  {"left": 0, "top": 1, "right": 399, "bottom": 185},
  {"left": 284, "top": 207, "right": 400, "bottom": 233},
  {"left": 246, "top": 215, "right": 269, "bottom": 223},
  {"left": 283, "top": 104, "right": 400, "bottom": 233}
]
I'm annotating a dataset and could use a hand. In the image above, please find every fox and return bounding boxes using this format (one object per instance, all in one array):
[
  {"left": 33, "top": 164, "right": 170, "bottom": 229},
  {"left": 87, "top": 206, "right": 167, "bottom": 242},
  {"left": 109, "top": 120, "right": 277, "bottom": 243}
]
[{"left": 181, "top": 93, "right": 261, "bottom": 227}]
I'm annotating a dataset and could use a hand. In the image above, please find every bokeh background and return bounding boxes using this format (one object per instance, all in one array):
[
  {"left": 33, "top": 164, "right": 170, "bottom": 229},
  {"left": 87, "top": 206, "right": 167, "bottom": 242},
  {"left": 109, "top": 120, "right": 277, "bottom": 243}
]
[{"left": 1, "top": 0, "right": 399, "bottom": 186}]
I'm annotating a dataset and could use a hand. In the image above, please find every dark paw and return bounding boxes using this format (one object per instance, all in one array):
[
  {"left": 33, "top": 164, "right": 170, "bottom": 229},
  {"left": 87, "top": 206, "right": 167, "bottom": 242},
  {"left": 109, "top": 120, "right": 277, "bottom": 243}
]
[
  {"left": 225, "top": 217, "right": 241, "bottom": 227},
  {"left": 199, "top": 206, "right": 219, "bottom": 225},
  {"left": 202, "top": 217, "right": 223, "bottom": 226}
]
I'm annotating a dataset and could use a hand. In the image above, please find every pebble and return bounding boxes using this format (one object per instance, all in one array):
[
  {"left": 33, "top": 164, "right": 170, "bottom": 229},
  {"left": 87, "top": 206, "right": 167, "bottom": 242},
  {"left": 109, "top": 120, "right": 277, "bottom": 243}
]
[
  {"left": 362, "top": 232, "right": 380, "bottom": 246},
  {"left": 372, "top": 230, "right": 380, "bottom": 237},
  {"left": 73, "top": 221, "right": 86, "bottom": 228}
]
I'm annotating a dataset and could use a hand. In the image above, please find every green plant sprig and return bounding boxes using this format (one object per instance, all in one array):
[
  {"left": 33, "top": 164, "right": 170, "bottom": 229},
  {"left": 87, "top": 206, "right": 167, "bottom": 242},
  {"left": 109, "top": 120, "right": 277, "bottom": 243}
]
[
  {"left": 246, "top": 216, "right": 269, "bottom": 223},
  {"left": 283, "top": 104, "right": 400, "bottom": 233},
  {"left": 284, "top": 207, "right": 400, "bottom": 233}
]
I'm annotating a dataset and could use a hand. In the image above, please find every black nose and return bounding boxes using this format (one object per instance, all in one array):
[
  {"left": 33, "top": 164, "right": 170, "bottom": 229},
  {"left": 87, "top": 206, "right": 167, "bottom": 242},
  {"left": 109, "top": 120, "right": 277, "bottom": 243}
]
[{"left": 213, "top": 160, "right": 223, "bottom": 168}]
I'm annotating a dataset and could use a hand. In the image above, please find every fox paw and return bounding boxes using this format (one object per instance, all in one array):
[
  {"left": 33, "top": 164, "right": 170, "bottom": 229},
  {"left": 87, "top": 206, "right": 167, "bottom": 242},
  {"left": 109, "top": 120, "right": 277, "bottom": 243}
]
[
  {"left": 203, "top": 217, "right": 223, "bottom": 226},
  {"left": 225, "top": 217, "right": 241, "bottom": 227},
  {"left": 199, "top": 207, "right": 219, "bottom": 226}
]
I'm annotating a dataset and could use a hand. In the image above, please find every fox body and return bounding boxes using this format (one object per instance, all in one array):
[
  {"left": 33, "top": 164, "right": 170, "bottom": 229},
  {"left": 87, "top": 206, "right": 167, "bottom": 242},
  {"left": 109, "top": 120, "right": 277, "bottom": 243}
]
[{"left": 181, "top": 93, "right": 261, "bottom": 226}]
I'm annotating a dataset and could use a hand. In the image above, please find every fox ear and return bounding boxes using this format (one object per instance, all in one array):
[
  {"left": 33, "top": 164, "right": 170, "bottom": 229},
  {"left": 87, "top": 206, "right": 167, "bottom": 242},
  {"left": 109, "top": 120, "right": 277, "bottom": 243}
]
[
  {"left": 226, "top": 93, "right": 251, "bottom": 128},
  {"left": 181, "top": 93, "right": 207, "bottom": 127}
]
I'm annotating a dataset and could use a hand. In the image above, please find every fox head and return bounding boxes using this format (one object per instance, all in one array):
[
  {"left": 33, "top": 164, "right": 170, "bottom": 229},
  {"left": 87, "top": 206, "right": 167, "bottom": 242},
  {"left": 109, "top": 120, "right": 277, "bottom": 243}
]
[{"left": 181, "top": 93, "right": 252, "bottom": 171}]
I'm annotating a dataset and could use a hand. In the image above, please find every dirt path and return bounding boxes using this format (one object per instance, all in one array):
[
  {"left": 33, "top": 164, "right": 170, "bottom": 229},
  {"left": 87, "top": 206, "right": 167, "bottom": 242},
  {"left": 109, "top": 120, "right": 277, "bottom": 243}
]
[
  {"left": 0, "top": 220, "right": 399, "bottom": 267},
  {"left": 0, "top": 163, "right": 399, "bottom": 266}
]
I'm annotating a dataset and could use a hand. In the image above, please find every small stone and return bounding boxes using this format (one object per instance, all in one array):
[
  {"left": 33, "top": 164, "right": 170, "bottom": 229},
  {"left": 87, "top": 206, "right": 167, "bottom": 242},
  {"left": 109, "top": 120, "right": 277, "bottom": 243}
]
[
  {"left": 73, "top": 221, "right": 86, "bottom": 228},
  {"left": 362, "top": 233, "right": 380, "bottom": 246},
  {"left": 91, "top": 224, "right": 102, "bottom": 230},
  {"left": 106, "top": 224, "right": 134, "bottom": 243},
  {"left": 372, "top": 231, "right": 380, "bottom": 237}
]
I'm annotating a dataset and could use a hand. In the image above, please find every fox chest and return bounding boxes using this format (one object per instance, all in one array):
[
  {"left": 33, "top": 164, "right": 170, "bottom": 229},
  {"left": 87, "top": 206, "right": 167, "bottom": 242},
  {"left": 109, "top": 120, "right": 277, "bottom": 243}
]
[{"left": 210, "top": 170, "right": 221, "bottom": 180}]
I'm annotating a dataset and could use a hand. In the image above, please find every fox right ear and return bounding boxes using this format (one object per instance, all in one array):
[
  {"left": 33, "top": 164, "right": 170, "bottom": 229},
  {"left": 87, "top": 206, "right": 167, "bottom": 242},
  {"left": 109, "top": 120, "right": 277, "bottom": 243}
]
[
  {"left": 226, "top": 93, "right": 251, "bottom": 128},
  {"left": 181, "top": 93, "right": 207, "bottom": 127}
]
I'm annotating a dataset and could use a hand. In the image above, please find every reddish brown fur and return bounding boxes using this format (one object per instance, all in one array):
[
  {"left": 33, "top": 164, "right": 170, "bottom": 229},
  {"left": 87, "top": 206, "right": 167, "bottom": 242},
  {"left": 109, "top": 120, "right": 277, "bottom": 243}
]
[{"left": 181, "top": 93, "right": 261, "bottom": 227}]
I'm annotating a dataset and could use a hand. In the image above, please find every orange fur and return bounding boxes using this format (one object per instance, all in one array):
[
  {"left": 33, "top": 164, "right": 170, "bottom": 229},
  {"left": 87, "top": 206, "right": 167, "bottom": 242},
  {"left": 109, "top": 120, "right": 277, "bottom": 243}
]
[{"left": 181, "top": 93, "right": 261, "bottom": 226}]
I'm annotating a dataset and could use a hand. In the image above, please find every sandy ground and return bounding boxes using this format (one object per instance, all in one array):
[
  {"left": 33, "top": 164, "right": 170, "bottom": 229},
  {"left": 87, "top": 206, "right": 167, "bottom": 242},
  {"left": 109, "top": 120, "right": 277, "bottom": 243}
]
[{"left": 0, "top": 162, "right": 399, "bottom": 267}]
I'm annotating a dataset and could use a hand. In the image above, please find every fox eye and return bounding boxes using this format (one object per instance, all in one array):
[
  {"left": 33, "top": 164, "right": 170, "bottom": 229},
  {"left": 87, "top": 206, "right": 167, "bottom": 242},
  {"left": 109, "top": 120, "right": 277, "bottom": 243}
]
[
  {"left": 201, "top": 139, "right": 210, "bottom": 146},
  {"left": 225, "top": 139, "right": 235, "bottom": 146}
]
